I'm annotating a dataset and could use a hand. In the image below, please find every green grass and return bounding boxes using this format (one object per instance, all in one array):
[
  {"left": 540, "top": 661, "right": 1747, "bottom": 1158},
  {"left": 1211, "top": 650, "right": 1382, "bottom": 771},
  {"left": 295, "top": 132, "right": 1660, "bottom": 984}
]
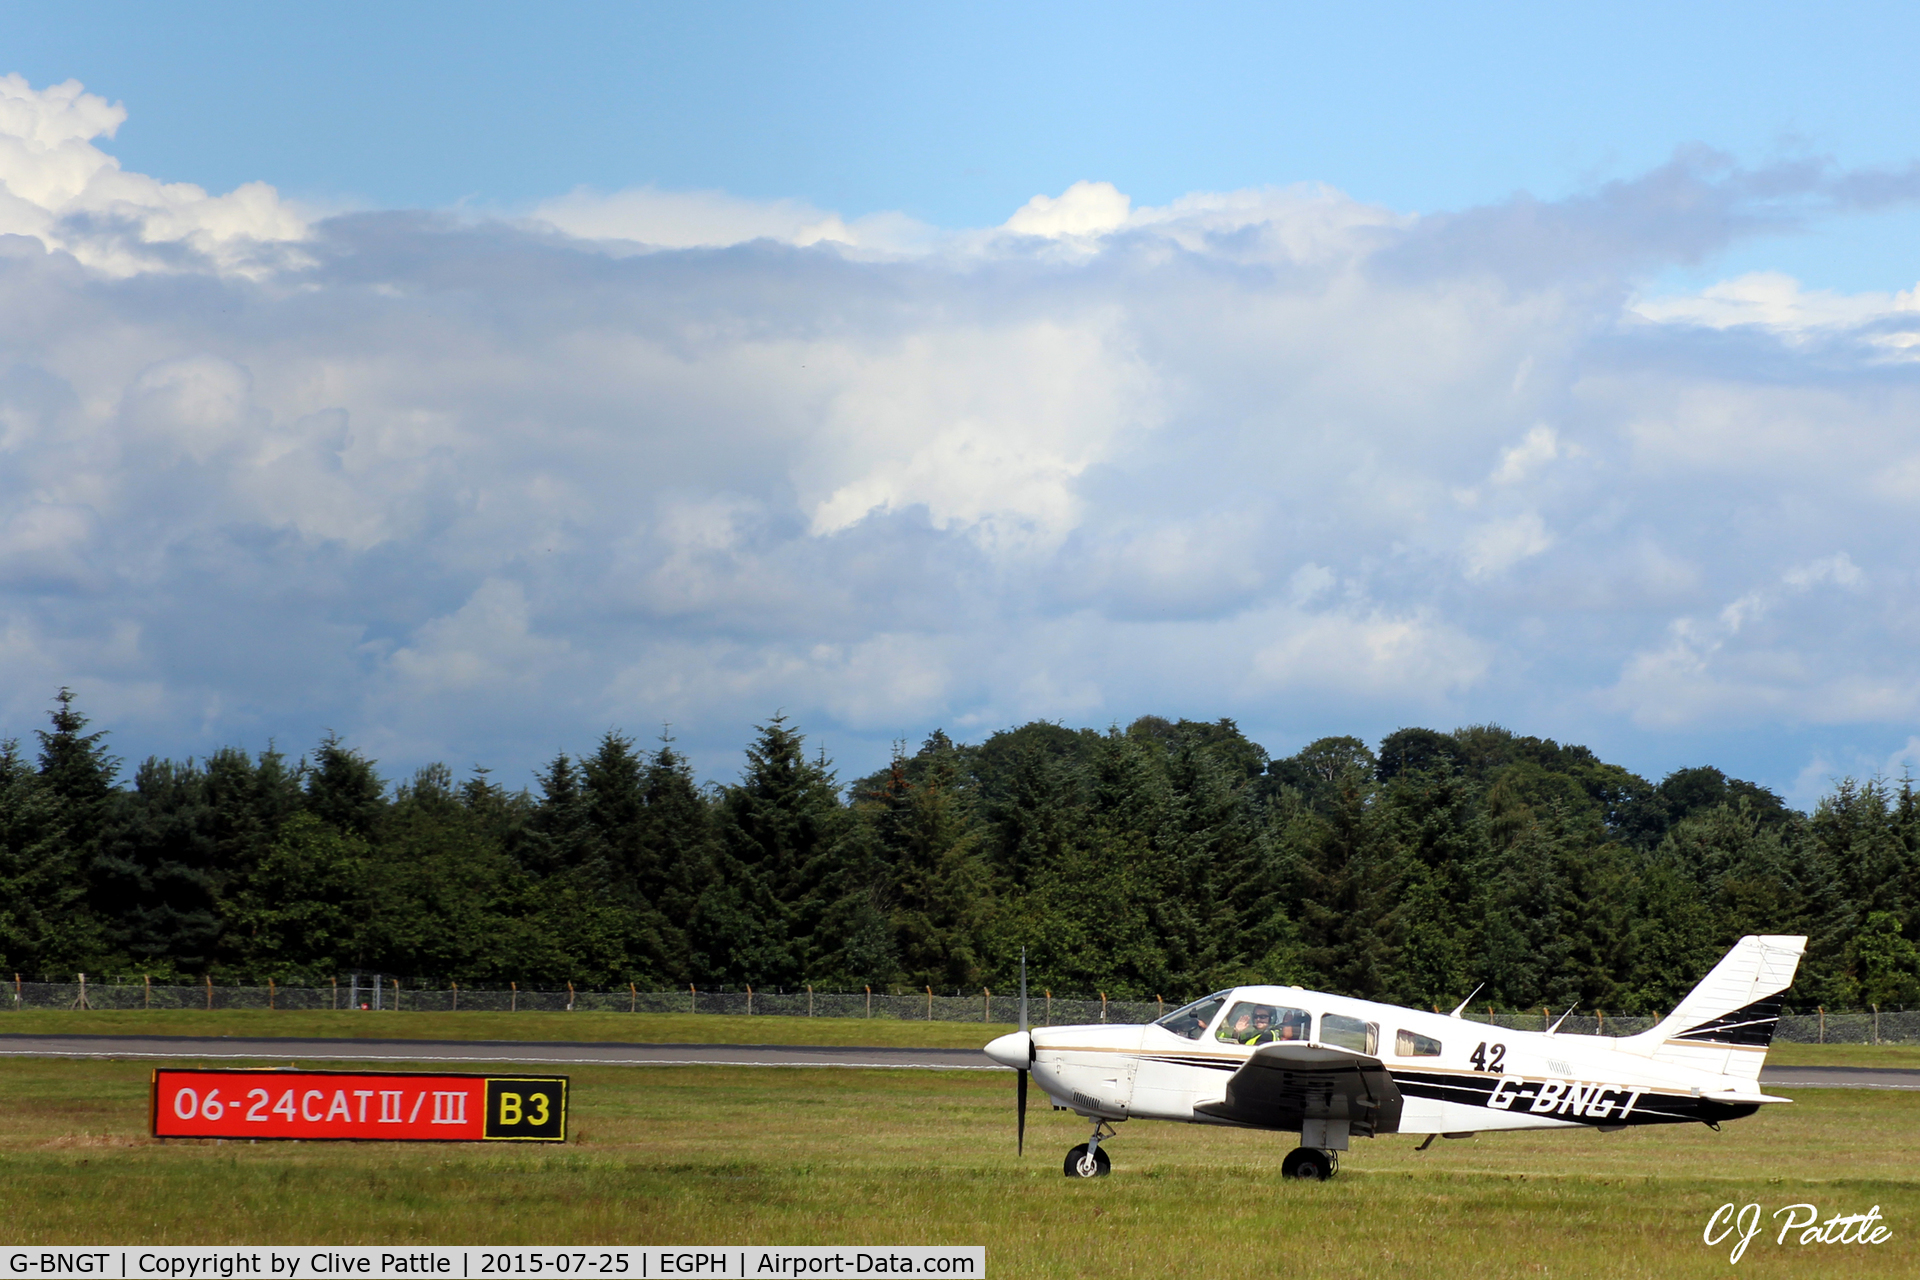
[
  {"left": 0, "top": 1009, "right": 1018, "bottom": 1048},
  {"left": 13, "top": 1009, "right": 1920, "bottom": 1066},
  {"left": 1765, "top": 1041, "right": 1920, "bottom": 1068},
  {"left": 2, "top": 1054, "right": 1916, "bottom": 1277}
]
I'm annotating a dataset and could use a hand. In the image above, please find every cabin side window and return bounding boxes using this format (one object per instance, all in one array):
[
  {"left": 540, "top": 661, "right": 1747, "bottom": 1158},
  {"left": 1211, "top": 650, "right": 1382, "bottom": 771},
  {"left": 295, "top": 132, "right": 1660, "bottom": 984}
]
[
  {"left": 1320, "top": 1014, "right": 1379, "bottom": 1055},
  {"left": 1154, "top": 993, "right": 1229, "bottom": 1040},
  {"left": 1396, "top": 1029, "right": 1442, "bottom": 1057},
  {"left": 1216, "top": 1001, "right": 1310, "bottom": 1044}
]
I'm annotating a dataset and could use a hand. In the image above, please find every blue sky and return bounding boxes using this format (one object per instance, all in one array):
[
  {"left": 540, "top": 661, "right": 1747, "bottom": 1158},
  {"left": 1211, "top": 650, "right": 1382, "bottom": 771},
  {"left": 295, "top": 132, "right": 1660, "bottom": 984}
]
[
  {"left": 15, "top": 1, "right": 1920, "bottom": 284},
  {"left": 3, "top": 3, "right": 1920, "bottom": 802}
]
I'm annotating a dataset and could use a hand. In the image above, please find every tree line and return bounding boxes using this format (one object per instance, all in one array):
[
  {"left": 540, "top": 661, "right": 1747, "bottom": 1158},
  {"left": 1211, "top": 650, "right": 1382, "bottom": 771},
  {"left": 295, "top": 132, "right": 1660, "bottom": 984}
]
[{"left": 3, "top": 689, "right": 1918, "bottom": 1014}]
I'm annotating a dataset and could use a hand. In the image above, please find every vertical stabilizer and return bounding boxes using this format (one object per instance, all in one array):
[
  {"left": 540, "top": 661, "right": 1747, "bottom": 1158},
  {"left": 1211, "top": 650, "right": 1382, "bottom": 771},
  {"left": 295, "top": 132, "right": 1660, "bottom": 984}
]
[{"left": 1629, "top": 935, "right": 1806, "bottom": 1081}]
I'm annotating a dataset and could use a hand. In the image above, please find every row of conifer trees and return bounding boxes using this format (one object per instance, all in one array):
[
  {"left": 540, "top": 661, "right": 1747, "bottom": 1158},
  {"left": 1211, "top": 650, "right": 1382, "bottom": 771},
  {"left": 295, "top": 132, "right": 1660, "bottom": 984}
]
[{"left": 4, "top": 690, "right": 1918, "bottom": 1013}]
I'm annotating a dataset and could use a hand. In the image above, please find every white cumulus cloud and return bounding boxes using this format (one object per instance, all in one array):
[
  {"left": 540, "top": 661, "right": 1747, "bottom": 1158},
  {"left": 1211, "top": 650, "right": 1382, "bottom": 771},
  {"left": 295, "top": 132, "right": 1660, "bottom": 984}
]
[
  {"left": 1003, "top": 180, "right": 1133, "bottom": 238},
  {"left": 6, "top": 75, "right": 1920, "bottom": 793},
  {"left": 0, "top": 74, "right": 306, "bottom": 275}
]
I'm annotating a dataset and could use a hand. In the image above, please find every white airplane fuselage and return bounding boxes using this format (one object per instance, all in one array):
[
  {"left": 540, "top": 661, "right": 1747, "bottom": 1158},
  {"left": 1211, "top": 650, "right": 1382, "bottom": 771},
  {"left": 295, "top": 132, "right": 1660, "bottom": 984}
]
[{"left": 987, "top": 983, "right": 1782, "bottom": 1146}]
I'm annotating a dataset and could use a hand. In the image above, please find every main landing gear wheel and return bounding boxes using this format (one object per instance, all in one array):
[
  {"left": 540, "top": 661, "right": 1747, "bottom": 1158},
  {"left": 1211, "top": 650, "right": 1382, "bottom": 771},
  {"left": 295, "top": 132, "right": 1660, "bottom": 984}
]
[
  {"left": 1281, "top": 1147, "right": 1336, "bottom": 1181},
  {"left": 1064, "top": 1143, "right": 1112, "bottom": 1178}
]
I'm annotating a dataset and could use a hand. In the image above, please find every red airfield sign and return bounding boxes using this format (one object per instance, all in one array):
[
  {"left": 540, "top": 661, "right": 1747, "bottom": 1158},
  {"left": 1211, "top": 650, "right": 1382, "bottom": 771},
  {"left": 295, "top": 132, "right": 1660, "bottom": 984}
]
[{"left": 150, "top": 1068, "right": 568, "bottom": 1142}]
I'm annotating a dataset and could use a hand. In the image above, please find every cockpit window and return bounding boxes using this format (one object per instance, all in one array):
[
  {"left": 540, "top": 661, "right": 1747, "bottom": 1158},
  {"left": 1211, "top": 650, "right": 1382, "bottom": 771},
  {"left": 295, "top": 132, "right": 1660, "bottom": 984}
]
[
  {"left": 1216, "top": 1001, "right": 1311, "bottom": 1045},
  {"left": 1154, "top": 992, "right": 1229, "bottom": 1040},
  {"left": 1321, "top": 1014, "right": 1379, "bottom": 1055}
]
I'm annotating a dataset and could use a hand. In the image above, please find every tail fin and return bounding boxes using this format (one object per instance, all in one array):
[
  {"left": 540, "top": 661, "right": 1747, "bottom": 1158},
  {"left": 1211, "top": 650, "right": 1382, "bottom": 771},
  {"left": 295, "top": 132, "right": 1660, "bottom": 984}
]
[{"left": 1629, "top": 935, "right": 1806, "bottom": 1082}]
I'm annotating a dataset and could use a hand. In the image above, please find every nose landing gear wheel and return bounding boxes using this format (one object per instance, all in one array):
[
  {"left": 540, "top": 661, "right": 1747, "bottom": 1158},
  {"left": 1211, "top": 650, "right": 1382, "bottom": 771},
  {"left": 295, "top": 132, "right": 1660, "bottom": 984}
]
[
  {"left": 1281, "top": 1147, "right": 1335, "bottom": 1180},
  {"left": 1064, "top": 1143, "right": 1112, "bottom": 1178}
]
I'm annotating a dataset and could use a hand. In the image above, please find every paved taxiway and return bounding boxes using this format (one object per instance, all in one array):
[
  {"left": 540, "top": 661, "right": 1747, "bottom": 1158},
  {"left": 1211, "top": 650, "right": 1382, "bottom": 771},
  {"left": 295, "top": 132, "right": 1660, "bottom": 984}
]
[{"left": 2, "top": 1035, "right": 1918, "bottom": 1088}]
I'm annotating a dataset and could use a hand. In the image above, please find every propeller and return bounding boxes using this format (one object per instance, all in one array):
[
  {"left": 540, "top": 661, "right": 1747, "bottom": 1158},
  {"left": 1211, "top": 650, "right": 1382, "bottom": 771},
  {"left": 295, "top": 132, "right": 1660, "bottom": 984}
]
[{"left": 1016, "top": 946, "right": 1029, "bottom": 1156}]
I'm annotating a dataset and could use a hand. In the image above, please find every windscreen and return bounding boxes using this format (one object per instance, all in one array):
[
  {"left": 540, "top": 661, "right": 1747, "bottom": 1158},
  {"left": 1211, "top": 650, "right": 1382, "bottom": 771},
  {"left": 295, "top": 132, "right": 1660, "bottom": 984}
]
[{"left": 1154, "top": 992, "right": 1229, "bottom": 1040}]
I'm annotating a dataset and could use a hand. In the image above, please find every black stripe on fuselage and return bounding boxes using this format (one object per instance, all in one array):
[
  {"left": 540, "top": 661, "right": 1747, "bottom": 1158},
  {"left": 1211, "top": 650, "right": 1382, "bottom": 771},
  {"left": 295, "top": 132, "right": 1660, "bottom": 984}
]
[
  {"left": 1137, "top": 1054, "right": 1240, "bottom": 1072},
  {"left": 1388, "top": 1069, "right": 1758, "bottom": 1127}
]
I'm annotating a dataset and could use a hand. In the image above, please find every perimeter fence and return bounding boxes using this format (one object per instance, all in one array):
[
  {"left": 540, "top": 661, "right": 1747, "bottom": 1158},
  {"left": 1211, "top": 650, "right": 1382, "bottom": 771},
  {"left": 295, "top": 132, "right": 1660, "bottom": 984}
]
[
  {"left": 7, "top": 976, "right": 1919, "bottom": 1043},
  {"left": 5, "top": 977, "right": 1157, "bottom": 1026}
]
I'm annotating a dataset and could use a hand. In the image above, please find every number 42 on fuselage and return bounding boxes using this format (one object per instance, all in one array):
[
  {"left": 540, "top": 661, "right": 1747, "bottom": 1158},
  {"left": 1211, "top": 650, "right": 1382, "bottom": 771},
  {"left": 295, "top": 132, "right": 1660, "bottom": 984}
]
[{"left": 983, "top": 935, "right": 1805, "bottom": 1180}]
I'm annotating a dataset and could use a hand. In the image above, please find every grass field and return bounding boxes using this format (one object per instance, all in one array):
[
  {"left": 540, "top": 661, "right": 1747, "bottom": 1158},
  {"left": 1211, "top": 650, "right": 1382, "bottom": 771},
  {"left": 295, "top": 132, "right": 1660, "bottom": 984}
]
[
  {"left": 1763, "top": 1041, "right": 1920, "bottom": 1068},
  {"left": 0, "top": 1009, "right": 1020, "bottom": 1047},
  {"left": 1, "top": 1052, "right": 1915, "bottom": 1278},
  {"left": 9, "top": 1008, "right": 1920, "bottom": 1066}
]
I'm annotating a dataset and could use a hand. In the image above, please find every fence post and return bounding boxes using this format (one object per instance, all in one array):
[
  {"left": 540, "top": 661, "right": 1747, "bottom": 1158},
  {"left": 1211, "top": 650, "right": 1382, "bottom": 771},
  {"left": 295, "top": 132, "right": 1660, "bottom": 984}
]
[
  {"left": 983, "top": 988, "right": 990, "bottom": 1022},
  {"left": 511, "top": 982, "right": 518, "bottom": 1013},
  {"left": 807, "top": 985, "right": 814, "bottom": 1017},
  {"left": 393, "top": 978, "right": 400, "bottom": 1011},
  {"left": 926, "top": 986, "right": 933, "bottom": 1021},
  {"left": 74, "top": 973, "right": 89, "bottom": 1010},
  {"left": 865, "top": 985, "right": 871, "bottom": 1018},
  {"left": 1045, "top": 990, "right": 1051, "bottom": 1027},
  {"left": 452, "top": 981, "right": 459, "bottom": 1012},
  {"left": 1873, "top": 1003, "right": 1880, "bottom": 1045},
  {"left": 1818, "top": 1006, "right": 1825, "bottom": 1043},
  {"left": 13, "top": 973, "right": 19, "bottom": 1010},
  {"left": 205, "top": 974, "right": 213, "bottom": 1012},
  {"left": 331, "top": 976, "right": 337, "bottom": 1011},
  {"left": 690, "top": 983, "right": 696, "bottom": 1014},
  {"left": 1157, "top": 995, "right": 1164, "bottom": 1019},
  {"left": 1100, "top": 992, "right": 1107, "bottom": 1023},
  {"left": 746, "top": 984, "right": 753, "bottom": 1016},
  {"left": 630, "top": 982, "right": 637, "bottom": 1014},
  {"left": 567, "top": 981, "right": 575, "bottom": 1012},
  {"left": 268, "top": 977, "right": 275, "bottom": 1010},
  {"left": 145, "top": 974, "right": 152, "bottom": 1010}
]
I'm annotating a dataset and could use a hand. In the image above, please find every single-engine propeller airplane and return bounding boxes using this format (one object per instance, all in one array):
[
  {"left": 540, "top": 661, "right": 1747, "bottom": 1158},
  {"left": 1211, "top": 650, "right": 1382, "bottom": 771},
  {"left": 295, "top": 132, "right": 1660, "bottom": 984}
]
[{"left": 985, "top": 934, "right": 1805, "bottom": 1179}]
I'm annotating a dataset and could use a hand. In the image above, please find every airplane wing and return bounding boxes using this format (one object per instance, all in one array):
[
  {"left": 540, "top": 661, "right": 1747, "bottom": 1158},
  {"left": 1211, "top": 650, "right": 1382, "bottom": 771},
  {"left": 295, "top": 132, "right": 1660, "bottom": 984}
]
[{"left": 1193, "top": 1043, "right": 1403, "bottom": 1137}]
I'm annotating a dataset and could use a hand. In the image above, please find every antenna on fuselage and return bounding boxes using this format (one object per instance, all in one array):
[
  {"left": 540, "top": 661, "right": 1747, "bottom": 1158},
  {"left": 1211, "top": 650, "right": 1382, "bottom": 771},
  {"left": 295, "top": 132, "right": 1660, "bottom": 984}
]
[
  {"left": 1546, "top": 1004, "right": 1575, "bottom": 1035},
  {"left": 1447, "top": 983, "right": 1484, "bottom": 1019}
]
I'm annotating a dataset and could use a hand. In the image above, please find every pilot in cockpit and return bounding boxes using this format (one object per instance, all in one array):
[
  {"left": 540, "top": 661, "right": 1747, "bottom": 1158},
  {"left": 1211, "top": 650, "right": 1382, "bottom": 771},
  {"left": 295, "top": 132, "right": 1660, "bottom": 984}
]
[
  {"left": 1217, "top": 1000, "right": 1311, "bottom": 1045},
  {"left": 1228, "top": 1005, "right": 1280, "bottom": 1044}
]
